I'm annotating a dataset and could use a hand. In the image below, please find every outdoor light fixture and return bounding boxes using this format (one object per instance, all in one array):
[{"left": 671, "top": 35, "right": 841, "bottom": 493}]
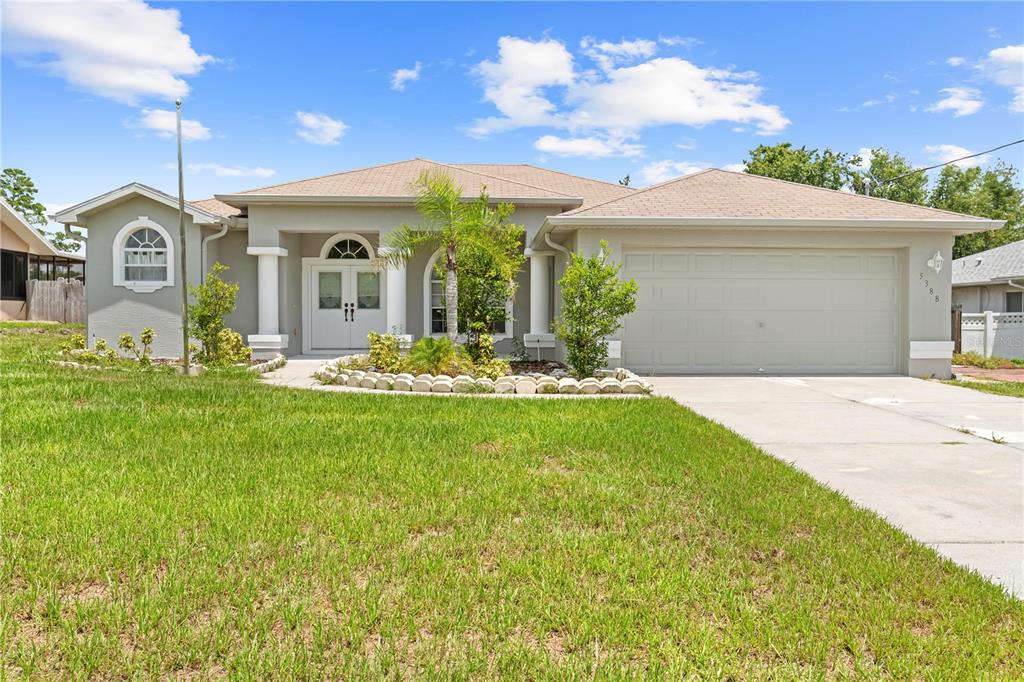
[{"left": 926, "top": 251, "right": 944, "bottom": 274}]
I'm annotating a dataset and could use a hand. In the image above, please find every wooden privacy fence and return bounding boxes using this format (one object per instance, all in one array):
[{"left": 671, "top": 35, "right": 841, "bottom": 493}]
[
  {"left": 26, "top": 278, "right": 85, "bottom": 324},
  {"left": 951, "top": 304, "right": 962, "bottom": 354}
]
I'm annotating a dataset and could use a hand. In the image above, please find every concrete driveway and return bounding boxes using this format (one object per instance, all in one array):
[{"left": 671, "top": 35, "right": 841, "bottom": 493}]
[{"left": 650, "top": 376, "right": 1024, "bottom": 597}]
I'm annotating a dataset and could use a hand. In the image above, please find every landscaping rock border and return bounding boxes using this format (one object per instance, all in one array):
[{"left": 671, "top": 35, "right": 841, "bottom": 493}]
[
  {"left": 250, "top": 354, "right": 287, "bottom": 374},
  {"left": 313, "top": 355, "right": 654, "bottom": 397}
]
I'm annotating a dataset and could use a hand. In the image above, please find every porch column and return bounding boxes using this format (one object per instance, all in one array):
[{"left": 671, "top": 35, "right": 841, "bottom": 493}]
[
  {"left": 247, "top": 246, "right": 289, "bottom": 354},
  {"left": 524, "top": 249, "right": 555, "bottom": 351},
  {"left": 385, "top": 259, "right": 407, "bottom": 334}
]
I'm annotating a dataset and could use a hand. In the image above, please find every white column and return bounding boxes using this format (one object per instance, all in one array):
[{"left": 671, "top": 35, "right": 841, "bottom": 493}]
[
  {"left": 529, "top": 251, "right": 550, "bottom": 335},
  {"left": 524, "top": 249, "right": 555, "bottom": 350},
  {"left": 385, "top": 262, "right": 407, "bottom": 334},
  {"left": 246, "top": 246, "right": 288, "bottom": 352}
]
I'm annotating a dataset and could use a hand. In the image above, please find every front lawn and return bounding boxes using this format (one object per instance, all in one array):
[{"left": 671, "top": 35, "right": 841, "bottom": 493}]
[
  {"left": 946, "top": 379, "right": 1024, "bottom": 399},
  {"left": 2, "top": 325, "right": 1021, "bottom": 678}
]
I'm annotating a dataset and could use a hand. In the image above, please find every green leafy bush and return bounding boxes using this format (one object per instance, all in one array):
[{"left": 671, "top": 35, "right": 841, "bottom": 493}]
[
  {"left": 554, "top": 241, "right": 638, "bottom": 379},
  {"left": 118, "top": 328, "right": 155, "bottom": 365},
  {"left": 367, "top": 332, "right": 403, "bottom": 373},
  {"left": 407, "top": 336, "right": 474, "bottom": 376},
  {"left": 61, "top": 334, "right": 86, "bottom": 354},
  {"left": 474, "top": 357, "right": 511, "bottom": 380},
  {"left": 215, "top": 328, "right": 252, "bottom": 365},
  {"left": 188, "top": 263, "right": 250, "bottom": 367}
]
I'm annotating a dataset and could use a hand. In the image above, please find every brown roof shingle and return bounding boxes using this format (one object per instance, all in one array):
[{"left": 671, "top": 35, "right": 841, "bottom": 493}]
[
  {"left": 188, "top": 197, "right": 242, "bottom": 218},
  {"left": 237, "top": 159, "right": 580, "bottom": 202},
  {"left": 562, "top": 168, "right": 991, "bottom": 222}
]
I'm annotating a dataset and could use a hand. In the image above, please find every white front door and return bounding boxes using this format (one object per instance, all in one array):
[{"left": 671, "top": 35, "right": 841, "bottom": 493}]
[{"left": 309, "top": 265, "right": 384, "bottom": 350}]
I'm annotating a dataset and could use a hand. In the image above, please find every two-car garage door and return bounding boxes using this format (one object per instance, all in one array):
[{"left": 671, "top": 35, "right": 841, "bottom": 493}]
[{"left": 620, "top": 248, "right": 901, "bottom": 374}]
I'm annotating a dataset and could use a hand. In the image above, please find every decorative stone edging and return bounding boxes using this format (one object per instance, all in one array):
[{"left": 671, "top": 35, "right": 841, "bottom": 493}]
[
  {"left": 249, "top": 354, "right": 287, "bottom": 374},
  {"left": 313, "top": 355, "right": 654, "bottom": 396}
]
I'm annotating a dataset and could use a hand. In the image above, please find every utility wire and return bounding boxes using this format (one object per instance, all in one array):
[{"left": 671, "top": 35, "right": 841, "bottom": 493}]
[{"left": 873, "top": 138, "right": 1024, "bottom": 187}]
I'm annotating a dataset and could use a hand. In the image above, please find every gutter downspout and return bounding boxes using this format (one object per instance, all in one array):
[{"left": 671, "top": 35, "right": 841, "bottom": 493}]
[
  {"left": 201, "top": 222, "right": 229, "bottom": 281},
  {"left": 544, "top": 232, "right": 570, "bottom": 256}
]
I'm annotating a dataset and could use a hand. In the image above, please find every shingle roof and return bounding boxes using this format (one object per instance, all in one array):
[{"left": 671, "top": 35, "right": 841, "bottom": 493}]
[
  {"left": 562, "top": 168, "right": 993, "bottom": 222},
  {"left": 952, "top": 239, "right": 1024, "bottom": 285},
  {"left": 188, "top": 197, "right": 242, "bottom": 218},
  {"left": 452, "top": 163, "right": 634, "bottom": 207},
  {"left": 236, "top": 159, "right": 587, "bottom": 203}
]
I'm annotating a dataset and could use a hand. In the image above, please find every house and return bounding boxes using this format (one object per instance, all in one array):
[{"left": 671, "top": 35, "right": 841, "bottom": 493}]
[
  {"left": 952, "top": 239, "right": 1024, "bottom": 313},
  {"left": 1, "top": 197, "right": 85, "bottom": 321},
  {"left": 952, "top": 239, "right": 1024, "bottom": 360},
  {"left": 54, "top": 159, "right": 1001, "bottom": 377}
]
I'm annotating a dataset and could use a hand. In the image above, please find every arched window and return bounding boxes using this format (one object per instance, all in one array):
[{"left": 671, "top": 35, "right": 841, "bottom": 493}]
[
  {"left": 112, "top": 217, "right": 174, "bottom": 292},
  {"left": 326, "top": 238, "right": 369, "bottom": 260},
  {"left": 424, "top": 251, "right": 512, "bottom": 339}
]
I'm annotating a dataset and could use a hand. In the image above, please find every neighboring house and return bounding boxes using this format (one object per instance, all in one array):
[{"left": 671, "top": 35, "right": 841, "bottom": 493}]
[
  {"left": 952, "top": 239, "right": 1024, "bottom": 360},
  {"left": 952, "top": 239, "right": 1024, "bottom": 313},
  {"left": 1, "top": 197, "right": 85, "bottom": 321},
  {"left": 55, "top": 159, "right": 1001, "bottom": 377}
]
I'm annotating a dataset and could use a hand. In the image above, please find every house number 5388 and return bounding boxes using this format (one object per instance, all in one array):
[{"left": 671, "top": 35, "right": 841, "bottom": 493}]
[{"left": 919, "top": 272, "right": 940, "bottom": 303}]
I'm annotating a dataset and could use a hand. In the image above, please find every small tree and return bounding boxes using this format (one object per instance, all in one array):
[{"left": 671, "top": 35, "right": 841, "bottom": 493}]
[
  {"left": 188, "top": 263, "right": 250, "bottom": 366},
  {"left": 554, "top": 241, "right": 638, "bottom": 378},
  {"left": 379, "top": 171, "right": 523, "bottom": 340}
]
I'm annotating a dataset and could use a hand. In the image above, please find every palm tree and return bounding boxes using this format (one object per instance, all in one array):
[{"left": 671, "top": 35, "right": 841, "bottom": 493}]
[{"left": 379, "top": 171, "right": 519, "bottom": 340}]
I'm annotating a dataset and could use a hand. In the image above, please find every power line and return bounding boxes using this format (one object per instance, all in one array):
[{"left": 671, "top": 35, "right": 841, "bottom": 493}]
[{"left": 872, "top": 138, "right": 1024, "bottom": 189}]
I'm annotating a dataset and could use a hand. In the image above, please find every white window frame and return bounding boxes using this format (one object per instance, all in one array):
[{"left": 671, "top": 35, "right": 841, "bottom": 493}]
[
  {"left": 318, "top": 232, "right": 375, "bottom": 261},
  {"left": 422, "top": 250, "right": 513, "bottom": 340},
  {"left": 112, "top": 216, "right": 174, "bottom": 293}
]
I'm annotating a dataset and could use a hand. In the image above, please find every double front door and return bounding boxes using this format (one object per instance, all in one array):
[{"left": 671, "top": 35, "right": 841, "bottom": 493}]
[{"left": 310, "top": 264, "right": 384, "bottom": 350}]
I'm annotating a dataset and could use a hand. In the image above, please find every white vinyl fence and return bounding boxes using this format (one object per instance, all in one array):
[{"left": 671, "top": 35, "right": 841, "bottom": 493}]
[
  {"left": 26, "top": 278, "right": 85, "bottom": 324},
  {"left": 961, "top": 312, "right": 1024, "bottom": 360}
]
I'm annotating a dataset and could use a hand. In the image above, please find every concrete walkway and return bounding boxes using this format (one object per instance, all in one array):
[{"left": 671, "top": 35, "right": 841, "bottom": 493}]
[{"left": 650, "top": 376, "right": 1024, "bottom": 597}]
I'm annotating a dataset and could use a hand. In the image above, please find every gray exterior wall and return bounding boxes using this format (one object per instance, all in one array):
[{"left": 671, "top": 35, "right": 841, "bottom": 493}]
[
  {"left": 953, "top": 283, "right": 1023, "bottom": 313},
  {"left": 82, "top": 195, "right": 205, "bottom": 357}
]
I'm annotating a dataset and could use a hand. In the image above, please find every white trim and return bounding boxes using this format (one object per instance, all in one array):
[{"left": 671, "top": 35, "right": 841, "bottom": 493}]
[
  {"left": 214, "top": 194, "right": 579, "bottom": 208},
  {"left": 55, "top": 182, "right": 222, "bottom": 226},
  {"left": 546, "top": 215, "right": 1004, "bottom": 230},
  {"left": 318, "top": 232, "right": 375, "bottom": 260},
  {"left": 422, "top": 250, "right": 513, "bottom": 340},
  {"left": 909, "top": 341, "right": 955, "bottom": 360},
  {"left": 246, "top": 246, "right": 289, "bottom": 257},
  {"left": 112, "top": 216, "right": 174, "bottom": 293}
]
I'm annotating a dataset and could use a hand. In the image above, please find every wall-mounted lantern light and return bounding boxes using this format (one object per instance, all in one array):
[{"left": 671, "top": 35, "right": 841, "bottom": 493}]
[{"left": 926, "top": 251, "right": 944, "bottom": 274}]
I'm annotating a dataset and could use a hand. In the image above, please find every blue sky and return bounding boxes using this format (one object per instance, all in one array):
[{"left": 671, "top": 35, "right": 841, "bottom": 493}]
[{"left": 3, "top": 1, "right": 1022, "bottom": 218}]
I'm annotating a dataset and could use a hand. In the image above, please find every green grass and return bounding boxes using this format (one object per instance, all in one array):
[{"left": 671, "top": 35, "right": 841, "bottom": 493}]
[
  {"left": 2, "top": 325, "right": 1022, "bottom": 679},
  {"left": 946, "top": 379, "right": 1024, "bottom": 398}
]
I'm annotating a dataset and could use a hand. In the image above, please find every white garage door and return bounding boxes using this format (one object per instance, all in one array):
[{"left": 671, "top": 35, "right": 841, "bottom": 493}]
[{"left": 621, "top": 248, "right": 900, "bottom": 374}]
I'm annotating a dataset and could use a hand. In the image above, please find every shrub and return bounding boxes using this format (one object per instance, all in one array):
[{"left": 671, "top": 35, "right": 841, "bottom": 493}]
[
  {"left": 953, "top": 351, "right": 1017, "bottom": 369},
  {"left": 474, "top": 357, "right": 511, "bottom": 380},
  {"left": 407, "top": 336, "right": 474, "bottom": 376},
  {"left": 464, "top": 331, "right": 495, "bottom": 364},
  {"left": 553, "top": 241, "right": 638, "bottom": 378},
  {"left": 367, "top": 332, "right": 403, "bottom": 373},
  {"left": 118, "top": 328, "right": 155, "bottom": 365},
  {"left": 215, "top": 328, "right": 252, "bottom": 365},
  {"left": 188, "top": 263, "right": 250, "bottom": 367}
]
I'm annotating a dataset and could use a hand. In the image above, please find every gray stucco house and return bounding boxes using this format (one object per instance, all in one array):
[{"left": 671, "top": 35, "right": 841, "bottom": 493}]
[
  {"left": 55, "top": 159, "right": 1002, "bottom": 377},
  {"left": 952, "top": 239, "right": 1024, "bottom": 314}
]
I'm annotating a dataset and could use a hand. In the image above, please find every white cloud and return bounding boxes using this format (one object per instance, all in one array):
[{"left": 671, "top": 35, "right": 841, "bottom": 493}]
[
  {"left": 639, "top": 160, "right": 742, "bottom": 185},
  {"left": 566, "top": 58, "right": 790, "bottom": 136},
  {"left": 658, "top": 35, "right": 702, "bottom": 49},
  {"left": 172, "top": 163, "right": 275, "bottom": 178},
  {"left": 468, "top": 36, "right": 575, "bottom": 137},
  {"left": 135, "top": 108, "right": 210, "bottom": 141},
  {"left": 975, "top": 44, "right": 1024, "bottom": 112},
  {"left": 946, "top": 56, "right": 966, "bottom": 67},
  {"left": 390, "top": 62, "right": 422, "bottom": 91},
  {"left": 676, "top": 137, "right": 697, "bottom": 150},
  {"left": 534, "top": 134, "right": 644, "bottom": 158},
  {"left": 580, "top": 37, "right": 657, "bottom": 72},
  {"left": 926, "top": 87, "right": 984, "bottom": 117},
  {"left": 2, "top": 0, "right": 212, "bottom": 105},
  {"left": 295, "top": 111, "right": 347, "bottom": 145},
  {"left": 923, "top": 144, "right": 989, "bottom": 168},
  {"left": 854, "top": 147, "right": 875, "bottom": 171},
  {"left": 469, "top": 36, "right": 789, "bottom": 140},
  {"left": 861, "top": 93, "right": 897, "bottom": 107}
]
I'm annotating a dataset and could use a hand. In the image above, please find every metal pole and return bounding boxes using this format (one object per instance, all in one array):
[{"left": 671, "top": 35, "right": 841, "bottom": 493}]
[{"left": 176, "top": 99, "right": 190, "bottom": 372}]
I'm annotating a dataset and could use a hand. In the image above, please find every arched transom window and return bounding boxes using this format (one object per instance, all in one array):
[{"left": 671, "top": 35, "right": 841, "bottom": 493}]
[
  {"left": 326, "top": 239, "right": 369, "bottom": 260},
  {"left": 112, "top": 217, "right": 174, "bottom": 293},
  {"left": 123, "top": 227, "right": 168, "bottom": 281}
]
